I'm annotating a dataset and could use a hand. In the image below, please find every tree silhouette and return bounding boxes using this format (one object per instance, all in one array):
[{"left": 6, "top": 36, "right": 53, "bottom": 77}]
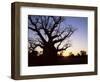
[
  {"left": 28, "top": 15, "right": 76, "bottom": 58},
  {"left": 69, "top": 52, "right": 75, "bottom": 57},
  {"left": 80, "top": 50, "right": 87, "bottom": 56},
  {"left": 28, "top": 39, "right": 38, "bottom": 56},
  {"left": 76, "top": 53, "right": 81, "bottom": 56}
]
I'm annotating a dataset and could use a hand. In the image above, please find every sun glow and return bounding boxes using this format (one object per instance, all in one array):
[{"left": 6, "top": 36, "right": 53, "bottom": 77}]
[{"left": 58, "top": 49, "right": 87, "bottom": 57}]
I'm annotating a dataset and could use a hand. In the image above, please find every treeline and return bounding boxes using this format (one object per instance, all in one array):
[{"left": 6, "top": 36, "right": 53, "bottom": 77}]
[{"left": 28, "top": 50, "right": 87, "bottom": 66}]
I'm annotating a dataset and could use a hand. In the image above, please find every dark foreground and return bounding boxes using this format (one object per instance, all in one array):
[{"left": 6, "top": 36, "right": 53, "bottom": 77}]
[{"left": 28, "top": 54, "right": 88, "bottom": 66}]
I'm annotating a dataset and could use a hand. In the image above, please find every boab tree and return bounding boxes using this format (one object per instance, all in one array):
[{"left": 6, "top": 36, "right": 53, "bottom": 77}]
[{"left": 28, "top": 15, "right": 76, "bottom": 58}]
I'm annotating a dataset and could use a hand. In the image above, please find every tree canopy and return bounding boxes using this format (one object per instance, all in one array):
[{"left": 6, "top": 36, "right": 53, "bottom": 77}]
[{"left": 28, "top": 15, "right": 77, "bottom": 56}]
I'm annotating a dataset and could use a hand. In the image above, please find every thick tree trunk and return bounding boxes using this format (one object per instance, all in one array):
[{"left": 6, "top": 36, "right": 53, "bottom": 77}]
[
  {"left": 43, "top": 45, "right": 57, "bottom": 56},
  {"left": 43, "top": 44, "right": 58, "bottom": 64}
]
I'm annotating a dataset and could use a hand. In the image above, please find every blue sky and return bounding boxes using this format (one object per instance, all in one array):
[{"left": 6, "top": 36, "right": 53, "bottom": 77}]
[{"left": 63, "top": 17, "right": 88, "bottom": 55}]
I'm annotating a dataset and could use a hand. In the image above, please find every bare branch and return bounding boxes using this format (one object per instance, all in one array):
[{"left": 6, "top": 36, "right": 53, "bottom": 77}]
[
  {"left": 58, "top": 43, "right": 71, "bottom": 51},
  {"left": 29, "top": 39, "right": 44, "bottom": 49},
  {"left": 56, "top": 41, "right": 63, "bottom": 50},
  {"left": 28, "top": 27, "right": 37, "bottom": 31},
  {"left": 50, "top": 16, "right": 63, "bottom": 34},
  {"left": 28, "top": 16, "right": 37, "bottom": 27},
  {"left": 28, "top": 16, "right": 47, "bottom": 43},
  {"left": 53, "top": 26, "right": 77, "bottom": 44}
]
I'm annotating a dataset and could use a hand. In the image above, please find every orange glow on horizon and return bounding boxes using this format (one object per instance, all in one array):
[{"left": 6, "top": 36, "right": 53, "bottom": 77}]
[{"left": 58, "top": 49, "right": 87, "bottom": 57}]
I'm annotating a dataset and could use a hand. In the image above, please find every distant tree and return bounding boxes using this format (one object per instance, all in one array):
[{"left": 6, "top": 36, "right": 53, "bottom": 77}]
[
  {"left": 59, "top": 51, "right": 64, "bottom": 56},
  {"left": 80, "top": 50, "right": 87, "bottom": 56},
  {"left": 69, "top": 52, "right": 74, "bottom": 57},
  {"left": 76, "top": 53, "right": 81, "bottom": 56},
  {"left": 28, "top": 15, "right": 77, "bottom": 58}
]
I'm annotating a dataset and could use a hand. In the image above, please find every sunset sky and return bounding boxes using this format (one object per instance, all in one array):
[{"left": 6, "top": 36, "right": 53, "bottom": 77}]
[
  {"left": 62, "top": 17, "right": 88, "bottom": 56},
  {"left": 28, "top": 16, "right": 88, "bottom": 56}
]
